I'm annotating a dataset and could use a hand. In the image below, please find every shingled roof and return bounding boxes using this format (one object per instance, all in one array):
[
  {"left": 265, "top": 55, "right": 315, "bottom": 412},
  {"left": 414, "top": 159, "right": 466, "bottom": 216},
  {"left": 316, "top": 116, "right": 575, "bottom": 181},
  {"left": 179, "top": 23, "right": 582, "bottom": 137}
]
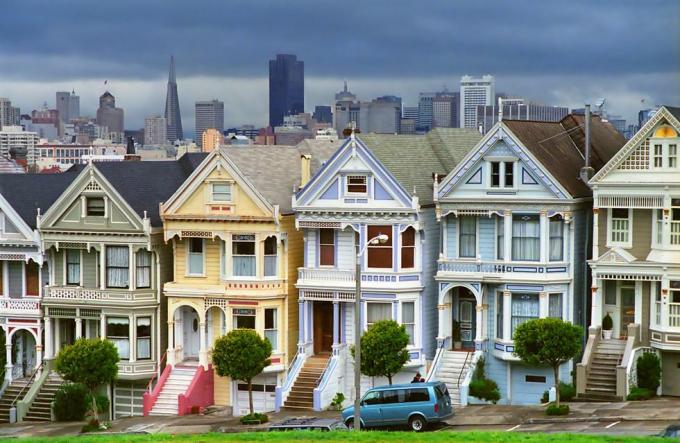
[
  {"left": 503, "top": 114, "right": 626, "bottom": 198},
  {"left": 359, "top": 128, "right": 483, "bottom": 205},
  {"left": 666, "top": 105, "right": 680, "bottom": 122}
]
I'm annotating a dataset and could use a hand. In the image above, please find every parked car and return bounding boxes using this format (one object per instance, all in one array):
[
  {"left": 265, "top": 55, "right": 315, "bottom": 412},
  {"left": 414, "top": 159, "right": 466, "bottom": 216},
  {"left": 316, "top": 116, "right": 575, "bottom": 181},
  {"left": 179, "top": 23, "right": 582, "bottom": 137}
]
[
  {"left": 660, "top": 425, "right": 680, "bottom": 438},
  {"left": 341, "top": 381, "right": 453, "bottom": 431},
  {"left": 268, "top": 417, "right": 348, "bottom": 431}
]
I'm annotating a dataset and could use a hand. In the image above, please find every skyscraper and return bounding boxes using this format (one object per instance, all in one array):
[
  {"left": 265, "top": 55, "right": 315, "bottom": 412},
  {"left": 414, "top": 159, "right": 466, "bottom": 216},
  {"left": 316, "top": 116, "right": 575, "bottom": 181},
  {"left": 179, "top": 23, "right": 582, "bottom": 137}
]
[
  {"left": 165, "top": 56, "right": 183, "bottom": 142},
  {"left": 0, "top": 98, "right": 20, "bottom": 127},
  {"left": 432, "top": 93, "right": 459, "bottom": 128},
  {"left": 144, "top": 115, "right": 167, "bottom": 145},
  {"left": 195, "top": 100, "right": 224, "bottom": 147},
  {"left": 56, "top": 90, "right": 80, "bottom": 124},
  {"left": 460, "top": 75, "right": 495, "bottom": 128},
  {"left": 96, "top": 91, "right": 125, "bottom": 142},
  {"left": 475, "top": 98, "right": 569, "bottom": 133},
  {"left": 268, "top": 54, "right": 304, "bottom": 127}
]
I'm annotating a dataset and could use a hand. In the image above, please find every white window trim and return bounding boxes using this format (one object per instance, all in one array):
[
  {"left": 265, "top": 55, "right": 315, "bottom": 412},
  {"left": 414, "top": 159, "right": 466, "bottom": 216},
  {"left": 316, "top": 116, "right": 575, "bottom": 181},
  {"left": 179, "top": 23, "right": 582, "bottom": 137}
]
[
  {"left": 606, "top": 208, "right": 633, "bottom": 249},
  {"left": 457, "top": 216, "right": 479, "bottom": 260},
  {"left": 485, "top": 157, "right": 518, "bottom": 190},
  {"left": 209, "top": 182, "right": 233, "bottom": 203},
  {"left": 364, "top": 301, "right": 393, "bottom": 331},
  {"left": 649, "top": 137, "right": 679, "bottom": 170},
  {"left": 345, "top": 174, "right": 368, "bottom": 196},
  {"left": 398, "top": 227, "right": 418, "bottom": 270},
  {"left": 185, "top": 238, "right": 206, "bottom": 277},
  {"left": 264, "top": 307, "right": 279, "bottom": 353},
  {"left": 400, "top": 299, "right": 418, "bottom": 348},
  {"left": 495, "top": 216, "right": 504, "bottom": 261},
  {"left": 230, "top": 234, "right": 257, "bottom": 280},
  {"left": 548, "top": 216, "right": 566, "bottom": 262}
]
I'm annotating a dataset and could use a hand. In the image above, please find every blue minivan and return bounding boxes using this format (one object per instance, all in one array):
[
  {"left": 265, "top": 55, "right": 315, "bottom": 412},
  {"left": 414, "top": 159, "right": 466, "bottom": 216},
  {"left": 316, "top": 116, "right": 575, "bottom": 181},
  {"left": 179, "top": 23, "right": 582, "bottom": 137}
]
[{"left": 341, "top": 381, "right": 453, "bottom": 431}]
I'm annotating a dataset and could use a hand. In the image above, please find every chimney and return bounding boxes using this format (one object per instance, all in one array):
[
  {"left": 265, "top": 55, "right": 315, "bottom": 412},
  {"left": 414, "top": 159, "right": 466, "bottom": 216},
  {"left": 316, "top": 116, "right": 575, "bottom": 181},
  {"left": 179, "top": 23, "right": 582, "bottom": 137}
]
[
  {"left": 125, "top": 136, "right": 141, "bottom": 161},
  {"left": 300, "top": 154, "right": 311, "bottom": 188},
  {"left": 579, "top": 104, "right": 594, "bottom": 185}
]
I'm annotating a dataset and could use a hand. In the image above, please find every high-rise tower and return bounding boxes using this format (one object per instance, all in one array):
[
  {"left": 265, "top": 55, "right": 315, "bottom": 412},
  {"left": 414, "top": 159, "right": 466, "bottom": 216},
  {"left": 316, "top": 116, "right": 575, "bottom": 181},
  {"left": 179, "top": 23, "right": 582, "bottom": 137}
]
[
  {"left": 165, "top": 55, "right": 183, "bottom": 142},
  {"left": 268, "top": 54, "right": 304, "bottom": 127}
]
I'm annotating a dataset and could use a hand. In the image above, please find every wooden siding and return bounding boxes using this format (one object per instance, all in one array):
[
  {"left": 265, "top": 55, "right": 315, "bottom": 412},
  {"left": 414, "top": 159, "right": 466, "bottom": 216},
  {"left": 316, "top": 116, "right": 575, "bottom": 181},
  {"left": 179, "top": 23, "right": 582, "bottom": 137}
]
[
  {"left": 174, "top": 238, "right": 222, "bottom": 285},
  {"left": 479, "top": 216, "right": 495, "bottom": 260},
  {"left": 214, "top": 374, "right": 231, "bottom": 406},
  {"left": 420, "top": 208, "right": 439, "bottom": 359},
  {"left": 336, "top": 228, "right": 356, "bottom": 269},
  {"left": 281, "top": 215, "right": 300, "bottom": 363},
  {"left": 630, "top": 209, "right": 653, "bottom": 260},
  {"left": 82, "top": 250, "right": 97, "bottom": 288},
  {"left": 446, "top": 214, "right": 457, "bottom": 258}
]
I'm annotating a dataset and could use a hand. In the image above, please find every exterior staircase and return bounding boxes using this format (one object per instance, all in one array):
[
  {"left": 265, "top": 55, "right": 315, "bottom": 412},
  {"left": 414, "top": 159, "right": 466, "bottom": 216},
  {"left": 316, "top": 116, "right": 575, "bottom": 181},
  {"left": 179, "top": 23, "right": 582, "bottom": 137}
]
[
  {"left": 580, "top": 339, "right": 626, "bottom": 401},
  {"left": 149, "top": 366, "right": 197, "bottom": 416},
  {"left": 432, "top": 351, "right": 473, "bottom": 405},
  {"left": 24, "top": 372, "right": 64, "bottom": 422},
  {"left": 0, "top": 379, "right": 31, "bottom": 423},
  {"left": 283, "top": 354, "right": 330, "bottom": 410}
]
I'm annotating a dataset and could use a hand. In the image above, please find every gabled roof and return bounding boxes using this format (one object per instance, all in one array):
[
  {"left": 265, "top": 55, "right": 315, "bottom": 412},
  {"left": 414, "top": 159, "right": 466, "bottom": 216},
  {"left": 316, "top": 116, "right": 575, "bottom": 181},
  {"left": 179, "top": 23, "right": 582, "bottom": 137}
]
[
  {"left": 358, "top": 128, "right": 482, "bottom": 205},
  {"left": 667, "top": 106, "right": 680, "bottom": 121},
  {"left": 503, "top": 114, "right": 625, "bottom": 198},
  {"left": 0, "top": 168, "right": 81, "bottom": 228}
]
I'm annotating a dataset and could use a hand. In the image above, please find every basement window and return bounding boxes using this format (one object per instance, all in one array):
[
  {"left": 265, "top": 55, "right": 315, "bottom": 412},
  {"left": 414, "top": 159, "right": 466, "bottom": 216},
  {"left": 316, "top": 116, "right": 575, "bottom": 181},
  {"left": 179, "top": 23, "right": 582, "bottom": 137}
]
[{"left": 525, "top": 375, "right": 547, "bottom": 383}]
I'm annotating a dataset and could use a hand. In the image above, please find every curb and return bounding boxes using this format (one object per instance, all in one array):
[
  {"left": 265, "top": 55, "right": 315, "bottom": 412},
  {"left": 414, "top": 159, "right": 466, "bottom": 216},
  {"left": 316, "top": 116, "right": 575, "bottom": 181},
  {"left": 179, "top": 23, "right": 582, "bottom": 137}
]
[{"left": 526, "top": 416, "right": 624, "bottom": 424}]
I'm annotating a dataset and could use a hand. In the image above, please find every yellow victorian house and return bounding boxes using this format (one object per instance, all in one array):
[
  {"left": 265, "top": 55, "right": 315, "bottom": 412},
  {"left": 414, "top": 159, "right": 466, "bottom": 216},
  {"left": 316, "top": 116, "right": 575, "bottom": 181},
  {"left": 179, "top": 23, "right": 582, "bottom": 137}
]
[{"left": 147, "top": 143, "right": 337, "bottom": 416}]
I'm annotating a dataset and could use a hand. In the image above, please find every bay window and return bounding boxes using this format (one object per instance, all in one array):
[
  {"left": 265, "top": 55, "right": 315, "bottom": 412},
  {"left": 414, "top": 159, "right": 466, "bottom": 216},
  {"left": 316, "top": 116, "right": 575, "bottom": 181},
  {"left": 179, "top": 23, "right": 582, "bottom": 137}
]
[
  {"left": 319, "top": 229, "right": 335, "bottom": 266},
  {"left": 264, "top": 236, "right": 277, "bottom": 277},
  {"left": 367, "top": 302, "right": 391, "bottom": 328},
  {"left": 512, "top": 214, "right": 540, "bottom": 261},
  {"left": 459, "top": 216, "right": 476, "bottom": 258},
  {"left": 400, "top": 227, "right": 415, "bottom": 269},
  {"left": 402, "top": 302, "right": 415, "bottom": 345},
  {"left": 549, "top": 216, "right": 564, "bottom": 261},
  {"left": 367, "top": 225, "right": 392, "bottom": 268},
  {"left": 136, "top": 317, "right": 151, "bottom": 360},
  {"left": 511, "top": 293, "right": 539, "bottom": 337},
  {"left": 106, "top": 246, "right": 129, "bottom": 288},
  {"left": 548, "top": 293, "right": 563, "bottom": 319},
  {"left": 136, "top": 250, "right": 151, "bottom": 288},
  {"left": 107, "top": 317, "right": 130, "bottom": 359},
  {"left": 66, "top": 249, "right": 80, "bottom": 285},
  {"left": 264, "top": 308, "right": 278, "bottom": 350},
  {"left": 187, "top": 238, "right": 204, "bottom": 275},
  {"left": 232, "top": 234, "right": 256, "bottom": 277}
]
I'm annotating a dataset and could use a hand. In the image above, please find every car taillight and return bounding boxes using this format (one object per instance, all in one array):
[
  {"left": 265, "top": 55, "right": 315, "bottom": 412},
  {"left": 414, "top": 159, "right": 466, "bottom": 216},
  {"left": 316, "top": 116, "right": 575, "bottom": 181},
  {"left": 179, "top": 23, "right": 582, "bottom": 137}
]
[{"left": 434, "top": 404, "right": 439, "bottom": 413}]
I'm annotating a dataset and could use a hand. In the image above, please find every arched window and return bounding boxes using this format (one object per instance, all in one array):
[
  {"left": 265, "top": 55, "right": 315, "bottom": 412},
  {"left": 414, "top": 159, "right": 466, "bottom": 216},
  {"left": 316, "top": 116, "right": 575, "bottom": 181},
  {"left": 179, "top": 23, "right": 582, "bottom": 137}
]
[{"left": 400, "top": 227, "right": 416, "bottom": 269}]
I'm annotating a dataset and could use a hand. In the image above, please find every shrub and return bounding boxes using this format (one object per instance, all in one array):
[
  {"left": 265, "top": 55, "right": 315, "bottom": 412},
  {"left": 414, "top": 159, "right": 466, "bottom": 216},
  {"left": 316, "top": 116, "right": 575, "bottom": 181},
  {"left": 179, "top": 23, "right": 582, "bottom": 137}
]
[
  {"left": 329, "top": 392, "right": 345, "bottom": 411},
  {"left": 546, "top": 404, "right": 570, "bottom": 416},
  {"left": 602, "top": 313, "right": 613, "bottom": 331},
  {"left": 240, "top": 412, "right": 268, "bottom": 425},
  {"left": 541, "top": 383, "right": 576, "bottom": 403},
  {"left": 54, "top": 383, "right": 89, "bottom": 422},
  {"left": 627, "top": 387, "right": 654, "bottom": 401},
  {"left": 636, "top": 353, "right": 661, "bottom": 392},
  {"left": 469, "top": 378, "right": 501, "bottom": 404}
]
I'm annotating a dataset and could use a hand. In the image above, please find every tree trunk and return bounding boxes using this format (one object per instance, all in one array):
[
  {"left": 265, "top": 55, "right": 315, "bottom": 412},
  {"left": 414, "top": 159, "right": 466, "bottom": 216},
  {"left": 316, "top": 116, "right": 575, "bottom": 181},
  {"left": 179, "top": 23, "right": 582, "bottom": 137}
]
[
  {"left": 387, "top": 374, "right": 392, "bottom": 385},
  {"left": 553, "top": 365, "right": 560, "bottom": 407},
  {"left": 248, "top": 379, "right": 254, "bottom": 416},
  {"left": 90, "top": 388, "right": 99, "bottom": 424}
]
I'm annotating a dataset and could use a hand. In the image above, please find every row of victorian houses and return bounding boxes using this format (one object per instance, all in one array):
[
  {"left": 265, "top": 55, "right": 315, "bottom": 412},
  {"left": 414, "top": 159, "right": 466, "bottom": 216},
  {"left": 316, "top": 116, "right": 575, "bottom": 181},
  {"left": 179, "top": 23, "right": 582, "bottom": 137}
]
[{"left": 0, "top": 106, "right": 676, "bottom": 421}]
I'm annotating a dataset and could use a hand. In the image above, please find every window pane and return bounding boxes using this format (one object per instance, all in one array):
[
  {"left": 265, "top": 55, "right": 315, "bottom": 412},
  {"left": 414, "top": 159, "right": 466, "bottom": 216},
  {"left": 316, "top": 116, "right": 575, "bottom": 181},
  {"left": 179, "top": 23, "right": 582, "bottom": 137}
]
[
  {"left": 497, "top": 217, "right": 504, "bottom": 260},
  {"left": 367, "top": 226, "right": 392, "bottom": 268},
  {"left": 190, "top": 238, "right": 203, "bottom": 253},
  {"left": 549, "top": 218, "right": 564, "bottom": 261},
  {"left": 512, "top": 215, "right": 540, "bottom": 261},
  {"left": 265, "top": 308, "right": 277, "bottom": 349},
  {"left": 107, "top": 317, "right": 130, "bottom": 359},
  {"left": 549, "top": 293, "right": 562, "bottom": 319},
  {"left": 233, "top": 235, "right": 256, "bottom": 276},
  {"left": 106, "top": 246, "right": 129, "bottom": 288},
  {"left": 504, "top": 162, "right": 514, "bottom": 187},
  {"left": 367, "top": 303, "right": 391, "bottom": 326},
  {"left": 459, "top": 216, "right": 476, "bottom": 258},
  {"left": 87, "top": 197, "right": 105, "bottom": 216},
  {"left": 511, "top": 293, "right": 539, "bottom": 336},
  {"left": 403, "top": 302, "right": 415, "bottom": 345},
  {"left": 347, "top": 175, "right": 367, "bottom": 193},
  {"left": 136, "top": 317, "right": 151, "bottom": 360},
  {"left": 212, "top": 183, "right": 231, "bottom": 201},
  {"left": 66, "top": 249, "right": 80, "bottom": 285},
  {"left": 319, "top": 229, "right": 335, "bottom": 266},
  {"left": 407, "top": 389, "right": 430, "bottom": 402},
  {"left": 264, "top": 237, "right": 277, "bottom": 255},
  {"left": 401, "top": 227, "right": 415, "bottom": 269},
  {"left": 497, "top": 293, "right": 504, "bottom": 339},
  {"left": 234, "top": 314, "right": 256, "bottom": 329},
  {"left": 491, "top": 162, "right": 500, "bottom": 187},
  {"left": 136, "top": 251, "right": 151, "bottom": 288}
]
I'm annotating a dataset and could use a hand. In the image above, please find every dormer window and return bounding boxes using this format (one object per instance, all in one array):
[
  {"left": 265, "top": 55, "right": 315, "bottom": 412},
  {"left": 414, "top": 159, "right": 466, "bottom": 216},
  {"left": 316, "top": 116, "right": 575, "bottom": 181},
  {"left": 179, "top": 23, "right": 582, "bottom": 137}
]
[
  {"left": 346, "top": 175, "right": 367, "bottom": 194},
  {"left": 650, "top": 125, "right": 679, "bottom": 169},
  {"left": 490, "top": 161, "right": 514, "bottom": 188},
  {"left": 86, "top": 197, "right": 105, "bottom": 216},
  {"left": 212, "top": 183, "right": 232, "bottom": 202}
]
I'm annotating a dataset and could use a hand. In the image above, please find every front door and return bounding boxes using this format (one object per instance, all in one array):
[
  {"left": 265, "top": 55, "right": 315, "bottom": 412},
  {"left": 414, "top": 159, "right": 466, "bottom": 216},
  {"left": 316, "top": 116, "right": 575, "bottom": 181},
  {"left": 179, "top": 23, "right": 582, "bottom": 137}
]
[
  {"left": 313, "top": 302, "right": 333, "bottom": 355},
  {"left": 458, "top": 298, "right": 476, "bottom": 349},
  {"left": 182, "top": 308, "right": 200, "bottom": 360},
  {"left": 620, "top": 286, "right": 635, "bottom": 338}
]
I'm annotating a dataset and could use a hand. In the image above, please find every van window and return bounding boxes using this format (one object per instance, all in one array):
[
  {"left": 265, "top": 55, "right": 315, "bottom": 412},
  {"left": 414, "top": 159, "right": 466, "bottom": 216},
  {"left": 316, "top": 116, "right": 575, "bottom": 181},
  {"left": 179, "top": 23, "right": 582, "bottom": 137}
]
[
  {"left": 382, "top": 390, "right": 399, "bottom": 404},
  {"left": 407, "top": 388, "right": 430, "bottom": 402},
  {"left": 434, "top": 386, "right": 444, "bottom": 401},
  {"left": 363, "top": 391, "right": 381, "bottom": 405}
]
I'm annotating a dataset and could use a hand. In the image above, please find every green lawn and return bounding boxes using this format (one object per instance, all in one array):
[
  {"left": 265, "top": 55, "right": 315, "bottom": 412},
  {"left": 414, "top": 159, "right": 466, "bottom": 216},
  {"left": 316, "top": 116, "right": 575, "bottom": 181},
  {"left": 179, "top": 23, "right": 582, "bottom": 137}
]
[{"left": 0, "top": 432, "right": 663, "bottom": 443}]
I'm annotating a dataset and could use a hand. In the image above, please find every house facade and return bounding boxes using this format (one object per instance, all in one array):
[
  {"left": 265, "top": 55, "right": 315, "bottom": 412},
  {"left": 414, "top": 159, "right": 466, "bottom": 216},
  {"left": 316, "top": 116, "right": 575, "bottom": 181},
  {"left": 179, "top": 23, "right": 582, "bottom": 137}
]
[
  {"left": 579, "top": 106, "right": 680, "bottom": 398},
  {"left": 38, "top": 156, "right": 204, "bottom": 418},
  {"left": 432, "top": 115, "right": 625, "bottom": 404},
  {"left": 281, "top": 130, "right": 481, "bottom": 410}
]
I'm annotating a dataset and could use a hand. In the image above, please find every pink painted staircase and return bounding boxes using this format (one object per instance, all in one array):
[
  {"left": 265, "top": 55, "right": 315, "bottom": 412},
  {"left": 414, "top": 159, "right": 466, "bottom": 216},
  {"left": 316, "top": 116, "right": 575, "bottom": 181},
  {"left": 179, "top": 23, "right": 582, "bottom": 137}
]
[{"left": 144, "top": 364, "right": 214, "bottom": 416}]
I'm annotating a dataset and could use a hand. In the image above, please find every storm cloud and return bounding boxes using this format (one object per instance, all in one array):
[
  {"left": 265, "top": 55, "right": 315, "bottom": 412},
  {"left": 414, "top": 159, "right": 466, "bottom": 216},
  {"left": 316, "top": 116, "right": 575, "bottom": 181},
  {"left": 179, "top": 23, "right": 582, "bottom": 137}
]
[{"left": 1, "top": 0, "right": 678, "bottom": 134}]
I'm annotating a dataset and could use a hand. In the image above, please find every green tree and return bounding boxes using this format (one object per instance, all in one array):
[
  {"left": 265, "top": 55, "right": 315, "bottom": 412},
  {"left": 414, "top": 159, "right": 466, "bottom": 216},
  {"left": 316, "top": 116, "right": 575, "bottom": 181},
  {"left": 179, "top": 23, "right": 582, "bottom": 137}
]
[
  {"left": 353, "top": 320, "right": 409, "bottom": 385},
  {"left": 212, "top": 329, "right": 272, "bottom": 416},
  {"left": 55, "top": 338, "right": 119, "bottom": 424},
  {"left": 513, "top": 318, "right": 582, "bottom": 407}
]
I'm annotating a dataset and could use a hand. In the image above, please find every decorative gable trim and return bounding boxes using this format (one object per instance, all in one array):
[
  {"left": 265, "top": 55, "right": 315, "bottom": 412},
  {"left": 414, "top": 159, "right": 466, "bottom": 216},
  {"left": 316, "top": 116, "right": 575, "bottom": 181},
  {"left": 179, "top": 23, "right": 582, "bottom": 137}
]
[
  {"left": 465, "top": 167, "right": 482, "bottom": 184},
  {"left": 597, "top": 247, "right": 636, "bottom": 264},
  {"left": 521, "top": 167, "right": 538, "bottom": 185},
  {"left": 0, "top": 193, "right": 36, "bottom": 242},
  {"left": 437, "top": 124, "right": 570, "bottom": 200},
  {"left": 591, "top": 106, "right": 680, "bottom": 182},
  {"left": 294, "top": 136, "right": 413, "bottom": 209}
]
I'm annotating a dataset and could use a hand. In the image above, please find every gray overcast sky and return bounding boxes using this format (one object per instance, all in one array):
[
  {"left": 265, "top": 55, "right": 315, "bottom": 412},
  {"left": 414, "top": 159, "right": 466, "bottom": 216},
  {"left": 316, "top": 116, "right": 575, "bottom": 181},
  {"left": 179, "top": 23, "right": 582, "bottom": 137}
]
[{"left": 1, "top": 0, "right": 678, "bottom": 136}]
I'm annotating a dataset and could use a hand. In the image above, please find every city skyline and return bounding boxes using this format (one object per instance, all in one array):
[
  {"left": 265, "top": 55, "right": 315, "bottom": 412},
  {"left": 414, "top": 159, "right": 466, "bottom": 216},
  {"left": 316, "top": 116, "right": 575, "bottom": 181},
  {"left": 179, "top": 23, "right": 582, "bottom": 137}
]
[{"left": 0, "top": 0, "right": 678, "bottom": 134}]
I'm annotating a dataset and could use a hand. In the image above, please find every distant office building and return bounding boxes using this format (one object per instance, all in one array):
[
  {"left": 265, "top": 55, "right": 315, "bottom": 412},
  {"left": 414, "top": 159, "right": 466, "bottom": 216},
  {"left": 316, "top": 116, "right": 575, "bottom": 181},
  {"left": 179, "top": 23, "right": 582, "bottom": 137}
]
[
  {"left": 403, "top": 106, "right": 418, "bottom": 121},
  {"left": 432, "top": 94, "right": 459, "bottom": 128},
  {"left": 195, "top": 100, "right": 224, "bottom": 147},
  {"left": 36, "top": 143, "right": 126, "bottom": 170},
  {"left": 0, "top": 98, "right": 20, "bottom": 127},
  {"left": 96, "top": 91, "right": 125, "bottom": 142},
  {"left": 202, "top": 128, "right": 224, "bottom": 152},
  {"left": 333, "top": 85, "right": 401, "bottom": 135},
  {"left": 418, "top": 92, "right": 436, "bottom": 130},
  {"left": 29, "top": 106, "right": 60, "bottom": 139},
  {"left": 607, "top": 115, "right": 627, "bottom": 136},
  {"left": 475, "top": 98, "right": 570, "bottom": 133},
  {"left": 0, "top": 126, "right": 39, "bottom": 166},
  {"left": 274, "top": 126, "right": 313, "bottom": 145},
  {"left": 269, "top": 54, "right": 304, "bottom": 127},
  {"left": 255, "top": 127, "right": 276, "bottom": 145},
  {"left": 56, "top": 90, "right": 80, "bottom": 124},
  {"left": 638, "top": 108, "right": 654, "bottom": 128},
  {"left": 313, "top": 105, "right": 332, "bottom": 124},
  {"left": 225, "top": 125, "right": 260, "bottom": 140},
  {"left": 400, "top": 118, "right": 416, "bottom": 135},
  {"left": 460, "top": 75, "right": 495, "bottom": 128},
  {"left": 165, "top": 56, "right": 184, "bottom": 142},
  {"left": 144, "top": 115, "right": 167, "bottom": 145}
]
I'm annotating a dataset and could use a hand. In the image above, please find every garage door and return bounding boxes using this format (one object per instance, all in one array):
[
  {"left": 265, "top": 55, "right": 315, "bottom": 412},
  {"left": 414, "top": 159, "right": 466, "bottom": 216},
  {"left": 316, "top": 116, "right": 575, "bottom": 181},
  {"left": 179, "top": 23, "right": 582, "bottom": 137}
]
[
  {"left": 662, "top": 351, "right": 680, "bottom": 396},
  {"left": 234, "top": 375, "right": 277, "bottom": 416},
  {"left": 114, "top": 381, "right": 147, "bottom": 419}
]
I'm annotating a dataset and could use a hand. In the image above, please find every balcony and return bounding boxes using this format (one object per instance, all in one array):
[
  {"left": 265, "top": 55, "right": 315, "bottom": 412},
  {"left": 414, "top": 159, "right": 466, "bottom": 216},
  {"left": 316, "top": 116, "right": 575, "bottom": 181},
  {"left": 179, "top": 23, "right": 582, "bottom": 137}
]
[
  {"left": 0, "top": 298, "right": 41, "bottom": 317},
  {"left": 437, "top": 258, "right": 569, "bottom": 281},
  {"left": 43, "top": 286, "right": 156, "bottom": 305},
  {"left": 296, "top": 267, "right": 421, "bottom": 291}
]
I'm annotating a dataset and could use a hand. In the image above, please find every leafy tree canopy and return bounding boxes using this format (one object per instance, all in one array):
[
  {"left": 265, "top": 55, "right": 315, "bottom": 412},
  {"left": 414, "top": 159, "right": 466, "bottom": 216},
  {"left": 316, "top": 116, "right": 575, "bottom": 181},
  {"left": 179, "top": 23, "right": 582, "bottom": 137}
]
[{"left": 353, "top": 320, "right": 409, "bottom": 385}]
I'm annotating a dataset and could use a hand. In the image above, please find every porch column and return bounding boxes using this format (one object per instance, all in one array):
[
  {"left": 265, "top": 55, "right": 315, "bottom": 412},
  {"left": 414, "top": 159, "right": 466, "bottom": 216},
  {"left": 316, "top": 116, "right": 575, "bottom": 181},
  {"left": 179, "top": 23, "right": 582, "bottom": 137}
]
[
  {"left": 441, "top": 216, "right": 447, "bottom": 257},
  {"left": 304, "top": 301, "right": 311, "bottom": 343},
  {"left": 44, "top": 316, "right": 52, "bottom": 359},
  {"left": 99, "top": 244, "right": 106, "bottom": 290},
  {"left": 539, "top": 292, "right": 548, "bottom": 318},
  {"left": 35, "top": 343, "right": 43, "bottom": 369},
  {"left": 661, "top": 280, "right": 670, "bottom": 330},
  {"left": 298, "top": 300, "right": 304, "bottom": 348},
  {"left": 437, "top": 303, "right": 446, "bottom": 341},
  {"left": 592, "top": 208, "right": 599, "bottom": 259},
  {"left": 100, "top": 313, "right": 106, "bottom": 340},
  {"left": 591, "top": 277, "right": 603, "bottom": 328},
  {"left": 75, "top": 317, "right": 82, "bottom": 339},
  {"left": 502, "top": 291, "right": 511, "bottom": 341},
  {"left": 475, "top": 305, "right": 483, "bottom": 345},
  {"left": 4, "top": 328, "right": 11, "bottom": 383},
  {"left": 129, "top": 246, "right": 135, "bottom": 291},
  {"left": 504, "top": 210, "right": 512, "bottom": 261},
  {"left": 167, "top": 320, "right": 176, "bottom": 366},
  {"left": 129, "top": 314, "right": 136, "bottom": 363},
  {"left": 634, "top": 281, "right": 643, "bottom": 325},
  {"left": 54, "top": 318, "right": 61, "bottom": 354},
  {"left": 539, "top": 211, "right": 548, "bottom": 263},
  {"left": 198, "top": 321, "right": 208, "bottom": 368},
  {"left": 332, "top": 301, "right": 340, "bottom": 351}
]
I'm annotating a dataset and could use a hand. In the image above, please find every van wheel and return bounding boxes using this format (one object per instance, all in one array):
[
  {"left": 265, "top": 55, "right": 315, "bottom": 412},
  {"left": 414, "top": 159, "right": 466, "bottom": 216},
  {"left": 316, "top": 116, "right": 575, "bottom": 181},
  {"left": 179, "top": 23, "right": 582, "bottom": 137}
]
[
  {"left": 346, "top": 418, "right": 355, "bottom": 429},
  {"left": 409, "top": 415, "right": 426, "bottom": 432}
]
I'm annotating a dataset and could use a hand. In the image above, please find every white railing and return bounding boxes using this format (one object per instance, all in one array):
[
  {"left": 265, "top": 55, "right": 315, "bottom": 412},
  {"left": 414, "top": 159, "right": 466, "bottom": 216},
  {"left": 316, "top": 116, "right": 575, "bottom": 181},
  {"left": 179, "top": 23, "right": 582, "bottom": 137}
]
[
  {"left": 459, "top": 351, "right": 483, "bottom": 407},
  {"left": 44, "top": 286, "right": 155, "bottom": 302},
  {"left": 298, "top": 267, "right": 419, "bottom": 286},
  {"left": 0, "top": 298, "right": 40, "bottom": 313},
  {"left": 625, "top": 347, "right": 658, "bottom": 396},
  {"left": 670, "top": 303, "right": 680, "bottom": 328},
  {"left": 298, "top": 268, "right": 355, "bottom": 283},
  {"left": 313, "top": 352, "right": 340, "bottom": 411},
  {"left": 438, "top": 259, "right": 569, "bottom": 275},
  {"left": 275, "top": 351, "right": 305, "bottom": 412},
  {"left": 425, "top": 340, "right": 447, "bottom": 382}
]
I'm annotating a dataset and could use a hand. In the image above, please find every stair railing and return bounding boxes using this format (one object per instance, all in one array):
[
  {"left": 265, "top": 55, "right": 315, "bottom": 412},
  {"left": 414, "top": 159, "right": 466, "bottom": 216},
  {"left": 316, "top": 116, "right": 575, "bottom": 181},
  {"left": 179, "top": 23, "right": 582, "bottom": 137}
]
[
  {"left": 15, "top": 360, "right": 54, "bottom": 423},
  {"left": 425, "top": 339, "right": 446, "bottom": 382},
  {"left": 313, "top": 354, "right": 339, "bottom": 411},
  {"left": 456, "top": 351, "right": 472, "bottom": 388},
  {"left": 458, "top": 351, "right": 482, "bottom": 407},
  {"left": 624, "top": 346, "right": 658, "bottom": 398},
  {"left": 146, "top": 350, "right": 168, "bottom": 393},
  {"left": 8, "top": 362, "right": 43, "bottom": 423},
  {"left": 275, "top": 351, "right": 305, "bottom": 412}
]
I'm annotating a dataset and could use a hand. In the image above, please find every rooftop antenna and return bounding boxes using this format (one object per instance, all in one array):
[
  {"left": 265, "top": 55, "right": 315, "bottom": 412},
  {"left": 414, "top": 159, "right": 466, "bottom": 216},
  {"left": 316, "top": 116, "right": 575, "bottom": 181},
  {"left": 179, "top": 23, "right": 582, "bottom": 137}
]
[{"left": 579, "top": 103, "right": 594, "bottom": 185}]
